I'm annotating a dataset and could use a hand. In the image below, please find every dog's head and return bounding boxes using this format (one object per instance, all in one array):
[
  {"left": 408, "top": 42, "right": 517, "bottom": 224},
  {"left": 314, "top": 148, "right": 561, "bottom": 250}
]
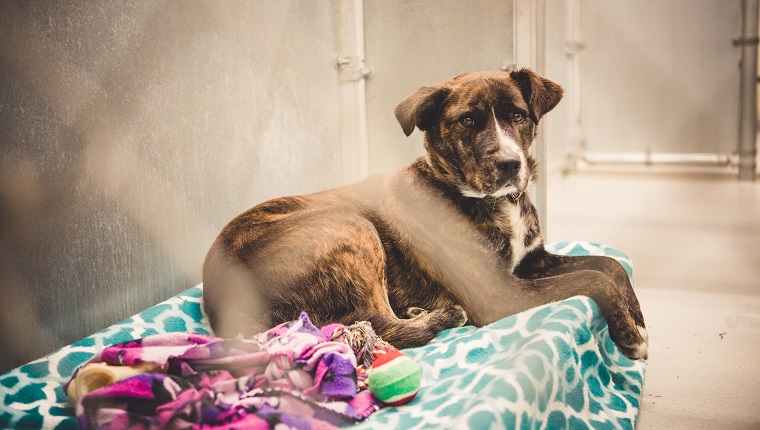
[{"left": 395, "top": 70, "right": 562, "bottom": 198}]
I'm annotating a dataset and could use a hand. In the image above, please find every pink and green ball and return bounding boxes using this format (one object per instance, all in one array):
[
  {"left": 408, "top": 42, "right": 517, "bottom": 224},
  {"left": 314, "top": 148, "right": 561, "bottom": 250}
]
[{"left": 367, "top": 350, "right": 422, "bottom": 406}]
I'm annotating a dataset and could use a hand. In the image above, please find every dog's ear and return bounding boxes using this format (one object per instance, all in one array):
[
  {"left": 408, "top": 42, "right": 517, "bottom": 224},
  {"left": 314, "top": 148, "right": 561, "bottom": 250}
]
[
  {"left": 395, "top": 86, "right": 450, "bottom": 136},
  {"left": 510, "top": 68, "right": 563, "bottom": 124}
]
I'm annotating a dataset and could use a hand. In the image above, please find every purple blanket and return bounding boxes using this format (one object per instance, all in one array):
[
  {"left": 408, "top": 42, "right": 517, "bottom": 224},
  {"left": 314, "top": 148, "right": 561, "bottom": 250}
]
[{"left": 65, "top": 313, "right": 383, "bottom": 429}]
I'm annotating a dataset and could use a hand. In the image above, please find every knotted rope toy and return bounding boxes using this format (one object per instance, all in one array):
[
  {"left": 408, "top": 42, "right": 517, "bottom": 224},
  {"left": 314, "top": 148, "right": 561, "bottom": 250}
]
[{"left": 327, "top": 321, "right": 422, "bottom": 406}]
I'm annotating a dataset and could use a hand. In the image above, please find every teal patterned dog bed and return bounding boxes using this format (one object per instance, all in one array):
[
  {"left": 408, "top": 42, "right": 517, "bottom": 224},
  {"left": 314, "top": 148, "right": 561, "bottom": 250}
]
[{"left": 0, "top": 242, "right": 645, "bottom": 429}]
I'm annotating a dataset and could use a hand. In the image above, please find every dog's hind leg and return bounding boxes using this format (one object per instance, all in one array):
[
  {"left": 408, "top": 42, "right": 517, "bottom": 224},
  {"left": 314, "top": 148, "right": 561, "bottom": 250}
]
[
  {"left": 359, "top": 300, "right": 468, "bottom": 350},
  {"left": 328, "top": 220, "right": 468, "bottom": 349},
  {"left": 343, "top": 279, "right": 469, "bottom": 351}
]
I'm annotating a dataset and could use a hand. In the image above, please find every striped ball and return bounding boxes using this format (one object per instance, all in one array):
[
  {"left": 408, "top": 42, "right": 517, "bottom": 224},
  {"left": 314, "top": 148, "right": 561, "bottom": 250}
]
[{"left": 367, "top": 349, "right": 422, "bottom": 406}]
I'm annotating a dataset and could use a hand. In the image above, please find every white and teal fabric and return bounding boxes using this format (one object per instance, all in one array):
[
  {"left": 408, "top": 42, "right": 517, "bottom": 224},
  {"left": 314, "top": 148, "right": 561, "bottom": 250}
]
[{"left": 0, "top": 242, "right": 644, "bottom": 429}]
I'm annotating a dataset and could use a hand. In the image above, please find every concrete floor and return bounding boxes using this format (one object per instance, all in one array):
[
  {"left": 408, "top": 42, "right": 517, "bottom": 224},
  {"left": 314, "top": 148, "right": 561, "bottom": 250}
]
[{"left": 546, "top": 172, "right": 760, "bottom": 430}]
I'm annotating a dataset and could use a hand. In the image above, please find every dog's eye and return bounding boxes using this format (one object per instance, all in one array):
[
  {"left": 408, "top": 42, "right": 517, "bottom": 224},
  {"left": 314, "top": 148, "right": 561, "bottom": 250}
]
[
  {"left": 460, "top": 115, "right": 476, "bottom": 128},
  {"left": 511, "top": 112, "right": 525, "bottom": 123}
]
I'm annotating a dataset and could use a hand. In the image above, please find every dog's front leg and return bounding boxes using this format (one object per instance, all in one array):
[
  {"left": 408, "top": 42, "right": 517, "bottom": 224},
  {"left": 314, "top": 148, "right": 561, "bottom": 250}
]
[
  {"left": 515, "top": 246, "right": 631, "bottom": 288},
  {"left": 515, "top": 270, "right": 647, "bottom": 359},
  {"left": 513, "top": 246, "right": 648, "bottom": 359},
  {"left": 515, "top": 246, "right": 645, "bottom": 326}
]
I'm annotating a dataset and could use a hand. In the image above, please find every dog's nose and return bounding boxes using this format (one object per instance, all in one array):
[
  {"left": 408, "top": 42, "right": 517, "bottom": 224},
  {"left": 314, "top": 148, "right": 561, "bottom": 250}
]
[{"left": 496, "top": 157, "right": 521, "bottom": 178}]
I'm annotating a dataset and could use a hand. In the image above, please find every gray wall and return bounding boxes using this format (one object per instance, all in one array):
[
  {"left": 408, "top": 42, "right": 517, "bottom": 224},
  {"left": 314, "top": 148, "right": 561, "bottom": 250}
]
[{"left": 0, "top": 1, "right": 516, "bottom": 373}]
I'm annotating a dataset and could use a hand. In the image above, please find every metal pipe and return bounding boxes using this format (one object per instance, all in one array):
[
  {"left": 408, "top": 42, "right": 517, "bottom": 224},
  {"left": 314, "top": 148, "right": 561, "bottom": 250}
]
[
  {"left": 565, "top": 0, "right": 585, "bottom": 173},
  {"left": 580, "top": 152, "right": 735, "bottom": 167},
  {"left": 737, "top": 0, "right": 759, "bottom": 181},
  {"left": 333, "top": 0, "right": 370, "bottom": 184}
]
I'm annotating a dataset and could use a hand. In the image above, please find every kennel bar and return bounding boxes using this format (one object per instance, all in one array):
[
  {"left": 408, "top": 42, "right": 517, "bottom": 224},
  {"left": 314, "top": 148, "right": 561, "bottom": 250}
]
[
  {"left": 334, "top": 0, "right": 370, "bottom": 184},
  {"left": 737, "top": 0, "right": 758, "bottom": 181},
  {"left": 580, "top": 152, "right": 735, "bottom": 167}
]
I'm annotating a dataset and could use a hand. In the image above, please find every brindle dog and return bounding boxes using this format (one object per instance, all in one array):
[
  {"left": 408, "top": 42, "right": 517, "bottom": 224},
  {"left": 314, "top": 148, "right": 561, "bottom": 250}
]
[{"left": 203, "top": 70, "right": 648, "bottom": 359}]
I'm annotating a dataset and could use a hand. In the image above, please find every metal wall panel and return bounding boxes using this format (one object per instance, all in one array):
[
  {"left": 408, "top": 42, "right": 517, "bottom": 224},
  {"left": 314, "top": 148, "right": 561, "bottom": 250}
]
[
  {"left": 580, "top": 0, "right": 742, "bottom": 155},
  {"left": 0, "top": 1, "right": 342, "bottom": 372}
]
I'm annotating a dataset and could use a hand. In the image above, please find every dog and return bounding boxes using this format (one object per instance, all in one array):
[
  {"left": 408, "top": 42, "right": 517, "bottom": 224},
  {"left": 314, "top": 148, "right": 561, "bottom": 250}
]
[{"left": 202, "top": 69, "right": 648, "bottom": 359}]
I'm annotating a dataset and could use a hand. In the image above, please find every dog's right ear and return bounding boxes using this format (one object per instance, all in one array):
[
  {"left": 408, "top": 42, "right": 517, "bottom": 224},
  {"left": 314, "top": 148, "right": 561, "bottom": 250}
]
[
  {"left": 395, "top": 86, "right": 449, "bottom": 136},
  {"left": 510, "top": 68, "right": 563, "bottom": 124}
]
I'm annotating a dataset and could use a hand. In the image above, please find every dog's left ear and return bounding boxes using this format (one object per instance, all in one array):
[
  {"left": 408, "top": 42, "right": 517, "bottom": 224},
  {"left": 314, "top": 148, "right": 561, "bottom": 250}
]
[
  {"left": 510, "top": 69, "right": 563, "bottom": 124},
  {"left": 395, "top": 86, "right": 450, "bottom": 137}
]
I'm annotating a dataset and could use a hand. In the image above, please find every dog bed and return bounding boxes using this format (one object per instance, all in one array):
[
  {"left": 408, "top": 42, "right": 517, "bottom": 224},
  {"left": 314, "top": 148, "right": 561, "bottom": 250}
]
[{"left": 0, "top": 242, "right": 645, "bottom": 429}]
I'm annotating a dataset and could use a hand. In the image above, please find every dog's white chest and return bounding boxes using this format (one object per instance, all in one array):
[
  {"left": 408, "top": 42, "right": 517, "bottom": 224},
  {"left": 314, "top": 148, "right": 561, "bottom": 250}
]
[{"left": 504, "top": 202, "right": 537, "bottom": 269}]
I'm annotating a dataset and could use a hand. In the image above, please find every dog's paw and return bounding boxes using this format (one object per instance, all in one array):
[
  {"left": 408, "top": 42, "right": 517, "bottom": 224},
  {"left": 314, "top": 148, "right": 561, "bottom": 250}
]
[
  {"left": 630, "top": 326, "right": 649, "bottom": 360},
  {"left": 443, "top": 304, "right": 468, "bottom": 328},
  {"left": 639, "top": 326, "right": 649, "bottom": 344},
  {"left": 619, "top": 326, "right": 649, "bottom": 360}
]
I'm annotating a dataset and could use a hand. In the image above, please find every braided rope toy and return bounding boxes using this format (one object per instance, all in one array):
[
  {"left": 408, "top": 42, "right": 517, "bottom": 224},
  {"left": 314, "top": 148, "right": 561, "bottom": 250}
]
[{"left": 327, "top": 321, "right": 422, "bottom": 406}]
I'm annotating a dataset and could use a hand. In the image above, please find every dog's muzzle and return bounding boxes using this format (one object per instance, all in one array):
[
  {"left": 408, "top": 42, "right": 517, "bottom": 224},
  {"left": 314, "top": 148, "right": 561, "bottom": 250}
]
[{"left": 495, "top": 155, "right": 521, "bottom": 184}]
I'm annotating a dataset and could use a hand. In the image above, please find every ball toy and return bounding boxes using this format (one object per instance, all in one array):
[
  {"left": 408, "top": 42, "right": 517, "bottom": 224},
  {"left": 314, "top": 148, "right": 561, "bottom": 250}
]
[{"left": 367, "top": 347, "right": 422, "bottom": 406}]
